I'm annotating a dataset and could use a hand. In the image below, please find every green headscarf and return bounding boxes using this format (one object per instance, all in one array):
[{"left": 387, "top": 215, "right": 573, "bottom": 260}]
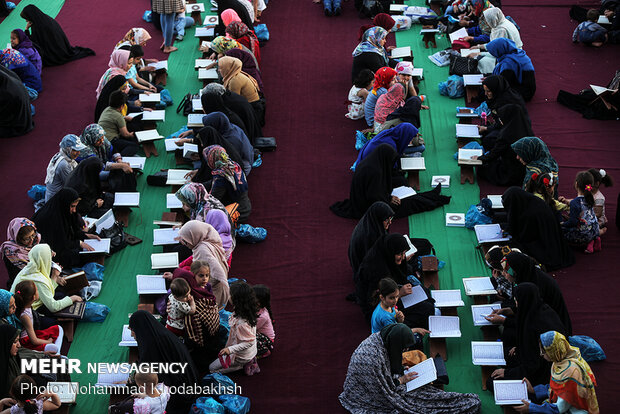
[{"left": 511, "top": 137, "right": 558, "bottom": 188}]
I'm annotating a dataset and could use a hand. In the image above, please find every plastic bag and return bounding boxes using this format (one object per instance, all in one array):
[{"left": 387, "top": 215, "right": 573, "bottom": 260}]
[
  {"left": 81, "top": 281, "right": 102, "bottom": 301},
  {"left": 355, "top": 130, "right": 369, "bottom": 150},
  {"left": 465, "top": 199, "right": 494, "bottom": 229},
  {"left": 73, "top": 262, "right": 105, "bottom": 282},
  {"left": 236, "top": 224, "right": 267, "bottom": 243},
  {"left": 404, "top": 6, "right": 436, "bottom": 23},
  {"left": 142, "top": 10, "right": 152, "bottom": 22},
  {"left": 475, "top": 101, "right": 489, "bottom": 115},
  {"left": 201, "top": 373, "right": 236, "bottom": 396},
  {"left": 439, "top": 75, "right": 464, "bottom": 98},
  {"left": 6, "top": 2, "right": 16, "bottom": 10},
  {"left": 166, "top": 126, "right": 190, "bottom": 140},
  {"left": 254, "top": 24, "right": 269, "bottom": 41},
  {"left": 191, "top": 397, "right": 226, "bottom": 414},
  {"left": 569, "top": 335, "right": 606, "bottom": 362},
  {"left": 27, "top": 185, "right": 46, "bottom": 201},
  {"left": 159, "top": 89, "right": 173, "bottom": 106},
  {"left": 219, "top": 309, "right": 232, "bottom": 333},
  {"left": 392, "top": 15, "right": 412, "bottom": 31},
  {"left": 219, "top": 395, "right": 250, "bottom": 414},
  {"left": 82, "top": 302, "right": 110, "bottom": 322},
  {"left": 252, "top": 153, "right": 262, "bottom": 168}
]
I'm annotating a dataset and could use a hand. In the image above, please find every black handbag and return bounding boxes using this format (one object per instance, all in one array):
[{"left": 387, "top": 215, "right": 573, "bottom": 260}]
[
  {"left": 432, "top": 355, "right": 450, "bottom": 385},
  {"left": 448, "top": 54, "right": 479, "bottom": 76},
  {"left": 176, "top": 93, "right": 197, "bottom": 117},
  {"left": 99, "top": 221, "right": 127, "bottom": 254}
]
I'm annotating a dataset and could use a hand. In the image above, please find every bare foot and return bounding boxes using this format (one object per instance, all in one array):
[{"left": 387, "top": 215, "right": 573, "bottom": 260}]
[
  {"left": 160, "top": 41, "right": 165, "bottom": 51},
  {"left": 163, "top": 46, "right": 178, "bottom": 53}
]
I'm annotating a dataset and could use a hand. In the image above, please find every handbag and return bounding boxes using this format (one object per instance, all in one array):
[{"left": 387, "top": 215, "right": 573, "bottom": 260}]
[
  {"left": 448, "top": 54, "right": 479, "bottom": 76},
  {"left": 176, "top": 93, "right": 197, "bottom": 117},
  {"left": 99, "top": 221, "right": 127, "bottom": 254}
]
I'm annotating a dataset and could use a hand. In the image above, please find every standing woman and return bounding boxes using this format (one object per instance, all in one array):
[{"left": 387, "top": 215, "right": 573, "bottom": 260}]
[
  {"left": 20, "top": 5, "right": 95, "bottom": 67},
  {"left": 10, "top": 29, "right": 42, "bottom": 74},
  {"left": 152, "top": 0, "right": 184, "bottom": 53}
]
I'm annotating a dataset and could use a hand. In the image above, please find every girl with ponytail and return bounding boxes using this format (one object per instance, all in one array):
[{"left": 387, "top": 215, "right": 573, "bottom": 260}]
[{"left": 561, "top": 171, "right": 601, "bottom": 253}]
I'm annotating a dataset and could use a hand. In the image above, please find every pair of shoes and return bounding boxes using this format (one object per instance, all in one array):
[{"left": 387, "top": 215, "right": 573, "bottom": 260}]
[
  {"left": 324, "top": 8, "right": 332, "bottom": 16},
  {"left": 334, "top": 7, "right": 341, "bottom": 15},
  {"left": 593, "top": 236, "right": 602, "bottom": 252},
  {"left": 584, "top": 239, "right": 595, "bottom": 254},
  {"left": 175, "top": 34, "right": 184, "bottom": 41}
]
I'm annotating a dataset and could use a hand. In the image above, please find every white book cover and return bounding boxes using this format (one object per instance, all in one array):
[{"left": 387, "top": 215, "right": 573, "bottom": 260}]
[
  {"left": 136, "top": 275, "right": 168, "bottom": 294},
  {"left": 487, "top": 195, "right": 504, "bottom": 209},
  {"left": 590, "top": 84, "right": 617, "bottom": 95},
  {"left": 153, "top": 228, "right": 180, "bottom": 246},
  {"left": 135, "top": 129, "right": 163, "bottom": 142},
  {"left": 80, "top": 238, "right": 111, "bottom": 254},
  {"left": 445, "top": 213, "right": 465, "bottom": 227},
  {"left": 195, "top": 26, "right": 215, "bottom": 37},
  {"left": 390, "top": 4, "right": 407, "bottom": 11},
  {"left": 192, "top": 98, "right": 203, "bottom": 111},
  {"left": 165, "top": 139, "right": 180, "bottom": 152},
  {"left": 493, "top": 380, "right": 528, "bottom": 405},
  {"left": 474, "top": 224, "right": 511, "bottom": 243},
  {"left": 187, "top": 113, "right": 204, "bottom": 127},
  {"left": 94, "top": 209, "right": 115, "bottom": 234},
  {"left": 195, "top": 58, "right": 216, "bottom": 68},
  {"left": 391, "top": 186, "right": 416, "bottom": 199},
  {"left": 430, "top": 290, "right": 464, "bottom": 307},
  {"left": 166, "top": 193, "right": 183, "bottom": 209},
  {"left": 138, "top": 93, "right": 160, "bottom": 103},
  {"left": 151, "top": 252, "right": 179, "bottom": 269},
  {"left": 463, "top": 277, "right": 497, "bottom": 296},
  {"left": 113, "top": 192, "right": 140, "bottom": 207},
  {"left": 472, "top": 341, "right": 506, "bottom": 366},
  {"left": 449, "top": 27, "right": 469, "bottom": 43},
  {"left": 463, "top": 74, "right": 484, "bottom": 86},
  {"left": 404, "top": 234, "right": 418, "bottom": 257},
  {"left": 147, "top": 60, "right": 167, "bottom": 71},
  {"left": 471, "top": 303, "right": 502, "bottom": 326},
  {"left": 119, "top": 324, "right": 137, "bottom": 347},
  {"left": 166, "top": 169, "right": 190, "bottom": 185},
  {"left": 411, "top": 68, "right": 423, "bottom": 78},
  {"left": 203, "top": 15, "right": 219, "bottom": 26},
  {"left": 456, "top": 124, "right": 481, "bottom": 138},
  {"left": 431, "top": 175, "right": 450, "bottom": 188},
  {"left": 391, "top": 46, "right": 411, "bottom": 59},
  {"left": 183, "top": 143, "right": 199, "bottom": 158},
  {"left": 198, "top": 68, "right": 218, "bottom": 80},
  {"left": 186, "top": 3, "right": 205, "bottom": 12},
  {"left": 47, "top": 382, "right": 78, "bottom": 403},
  {"left": 429, "top": 316, "right": 461, "bottom": 338},
  {"left": 142, "top": 110, "right": 165, "bottom": 121},
  {"left": 405, "top": 358, "right": 437, "bottom": 391},
  {"left": 401, "top": 157, "right": 425, "bottom": 170},
  {"left": 122, "top": 156, "right": 146, "bottom": 169},
  {"left": 400, "top": 285, "right": 428, "bottom": 308}
]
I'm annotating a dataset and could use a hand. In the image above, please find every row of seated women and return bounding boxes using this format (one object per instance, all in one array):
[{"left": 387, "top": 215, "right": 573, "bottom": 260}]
[
  {"left": 333, "top": 6, "right": 600, "bottom": 414},
  {"left": 0, "top": 5, "right": 95, "bottom": 137}
]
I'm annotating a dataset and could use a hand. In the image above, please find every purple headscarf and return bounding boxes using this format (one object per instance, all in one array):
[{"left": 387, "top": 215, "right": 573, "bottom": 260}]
[
  {"left": 225, "top": 48, "right": 263, "bottom": 91},
  {"left": 205, "top": 209, "right": 235, "bottom": 257},
  {"left": 11, "top": 29, "right": 42, "bottom": 74}
]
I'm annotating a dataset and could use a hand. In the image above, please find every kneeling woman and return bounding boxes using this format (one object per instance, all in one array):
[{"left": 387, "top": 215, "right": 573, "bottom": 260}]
[{"left": 340, "top": 323, "right": 481, "bottom": 413}]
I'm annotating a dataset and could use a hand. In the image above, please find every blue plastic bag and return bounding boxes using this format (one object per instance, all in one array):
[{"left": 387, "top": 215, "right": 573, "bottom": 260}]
[
  {"left": 166, "top": 125, "right": 190, "bottom": 139},
  {"left": 474, "top": 101, "right": 489, "bottom": 115},
  {"left": 465, "top": 199, "right": 494, "bottom": 229},
  {"left": 191, "top": 397, "right": 225, "bottom": 414},
  {"left": 201, "top": 373, "right": 236, "bottom": 396},
  {"left": 355, "top": 130, "right": 369, "bottom": 150},
  {"left": 254, "top": 24, "right": 269, "bottom": 41},
  {"left": 252, "top": 153, "right": 262, "bottom": 168},
  {"left": 569, "top": 335, "right": 606, "bottom": 362},
  {"left": 236, "top": 224, "right": 267, "bottom": 243},
  {"left": 219, "top": 309, "right": 232, "bottom": 333},
  {"left": 407, "top": 275, "right": 422, "bottom": 286},
  {"left": 142, "top": 10, "right": 152, "bottom": 23},
  {"left": 82, "top": 302, "right": 110, "bottom": 322},
  {"left": 6, "top": 2, "right": 16, "bottom": 10},
  {"left": 218, "top": 395, "right": 250, "bottom": 414},
  {"left": 438, "top": 75, "right": 464, "bottom": 98},
  {"left": 73, "top": 262, "right": 105, "bottom": 282},
  {"left": 159, "top": 89, "right": 173, "bottom": 106},
  {"left": 27, "top": 185, "right": 46, "bottom": 201}
]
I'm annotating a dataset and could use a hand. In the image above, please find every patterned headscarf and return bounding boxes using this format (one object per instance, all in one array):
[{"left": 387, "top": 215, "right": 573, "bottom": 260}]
[
  {"left": 115, "top": 27, "right": 152, "bottom": 49},
  {"left": 204, "top": 145, "right": 245, "bottom": 191},
  {"left": 540, "top": 331, "right": 599, "bottom": 414},
  {"left": 225, "top": 22, "right": 259, "bottom": 56},
  {"left": 371, "top": 67, "right": 398, "bottom": 94},
  {"left": 44, "top": 134, "right": 80, "bottom": 186},
  {"left": 353, "top": 27, "right": 389, "bottom": 65},
  {"left": 175, "top": 182, "right": 227, "bottom": 222},
  {"left": 0, "top": 290, "right": 13, "bottom": 318},
  {"left": 511, "top": 137, "right": 558, "bottom": 189},
  {"left": 211, "top": 36, "right": 241, "bottom": 55},
  {"left": 11, "top": 29, "right": 34, "bottom": 50},
  {"left": 0, "top": 218, "right": 40, "bottom": 268},
  {"left": 374, "top": 83, "right": 405, "bottom": 125},
  {"left": 0, "top": 48, "right": 27, "bottom": 68},
  {"left": 80, "top": 124, "right": 111, "bottom": 161}
]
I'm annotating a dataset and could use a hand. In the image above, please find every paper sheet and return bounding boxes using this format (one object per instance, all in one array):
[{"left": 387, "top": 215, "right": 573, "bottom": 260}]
[
  {"left": 449, "top": 28, "right": 469, "bottom": 43},
  {"left": 136, "top": 275, "right": 167, "bottom": 294},
  {"left": 430, "top": 290, "right": 464, "bottom": 307},
  {"left": 405, "top": 358, "right": 437, "bottom": 391},
  {"left": 391, "top": 186, "right": 417, "bottom": 199},
  {"left": 400, "top": 285, "right": 427, "bottom": 308},
  {"left": 429, "top": 316, "right": 461, "bottom": 337}
]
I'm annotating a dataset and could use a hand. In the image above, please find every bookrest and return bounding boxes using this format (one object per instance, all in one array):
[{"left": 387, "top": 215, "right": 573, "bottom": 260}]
[
  {"left": 421, "top": 256, "right": 440, "bottom": 289},
  {"left": 153, "top": 70, "right": 167, "bottom": 86},
  {"left": 481, "top": 325, "right": 500, "bottom": 341},
  {"left": 57, "top": 318, "right": 76, "bottom": 342},
  {"left": 440, "top": 306, "right": 459, "bottom": 316},
  {"left": 481, "top": 365, "right": 494, "bottom": 390},
  {"left": 460, "top": 164, "right": 475, "bottom": 184},
  {"left": 407, "top": 170, "right": 421, "bottom": 191},
  {"left": 162, "top": 211, "right": 184, "bottom": 223},
  {"left": 429, "top": 338, "right": 447, "bottom": 361},
  {"left": 465, "top": 85, "right": 480, "bottom": 104},
  {"left": 141, "top": 140, "right": 159, "bottom": 158},
  {"left": 422, "top": 31, "right": 437, "bottom": 49}
]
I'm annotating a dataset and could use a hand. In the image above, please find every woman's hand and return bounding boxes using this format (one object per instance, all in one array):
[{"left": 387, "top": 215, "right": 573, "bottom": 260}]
[
  {"left": 184, "top": 170, "right": 198, "bottom": 180},
  {"left": 522, "top": 377, "right": 534, "bottom": 394},
  {"left": 390, "top": 196, "right": 401, "bottom": 206},
  {"left": 96, "top": 199, "right": 104, "bottom": 208},
  {"left": 386, "top": 45, "right": 396, "bottom": 51},
  {"left": 54, "top": 273, "right": 67, "bottom": 287},
  {"left": 514, "top": 400, "right": 530, "bottom": 413},
  {"left": 478, "top": 125, "right": 487, "bottom": 133},
  {"left": 219, "top": 347, "right": 231, "bottom": 356},
  {"left": 421, "top": 105, "right": 429, "bottom": 110},
  {"left": 399, "top": 371, "right": 418, "bottom": 384},
  {"left": 162, "top": 272, "right": 173, "bottom": 280},
  {"left": 508, "top": 347, "right": 517, "bottom": 357},
  {"left": 85, "top": 233, "right": 101, "bottom": 241},
  {"left": 70, "top": 295, "right": 83, "bottom": 303},
  {"left": 178, "top": 131, "right": 193, "bottom": 139},
  {"left": 148, "top": 84, "right": 157, "bottom": 93},
  {"left": 120, "top": 163, "right": 134, "bottom": 174},
  {"left": 25, "top": 21, "right": 32, "bottom": 30},
  {"left": 411, "top": 328, "right": 430, "bottom": 337},
  {"left": 80, "top": 241, "right": 95, "bottom": 251},
  {"left": 491, "top": 368, "right": 505, "bottom": 379},
  {"left": 484, "top": 313, "right": 505, "bottom": 324},
  {"left": 463, "top": 36, "right": 474, "bottom": 42},
  {"left": 0, "top": 397, "right": 16, "bottom": 408},
  {"left": 134, "top": 99, "right": 143, "bottom": 107},
  {"left": 399, "top": 283, "right": 412, "bottom": 296}
]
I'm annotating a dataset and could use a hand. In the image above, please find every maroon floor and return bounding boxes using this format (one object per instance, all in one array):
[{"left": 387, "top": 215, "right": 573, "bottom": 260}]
[{"left": 0, "top": 0, "right": 618, "bottom": 412}]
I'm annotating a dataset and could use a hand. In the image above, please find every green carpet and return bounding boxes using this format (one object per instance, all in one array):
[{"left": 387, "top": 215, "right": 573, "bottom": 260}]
[{"left": 396, "top": 4, "right": 499, "bottom": 412}]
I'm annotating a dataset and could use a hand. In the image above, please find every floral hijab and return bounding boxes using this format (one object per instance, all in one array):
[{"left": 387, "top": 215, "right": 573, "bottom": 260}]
[
  {"left": 175, "top": 182, "right": 227, "bottom": 222},
  {"left": 204, "top": 145, "right": 246, "bottom": 192},
  {"left": 353, "top": 27, "right": 389, "bottom": 65},
  {"left": 44, "top": 135, "right": 80, "bottom": 186},
  {"left": 80, "top": 124, "right": 111, "bottom": 161},
  {"left": 0, "top": 218, "right": 40, "bottom": 268},
  {"left": 511, "top": 137, "right": 558, "bottom": 188},
  {"left": 0, "top": 49, "right": 27, "bottom": 68},
  {"left": 211, "top": 36, "right": 241, "bottom": 55},
  {"left": 115, "top": 27, "right": 152, "bottom": 49}
]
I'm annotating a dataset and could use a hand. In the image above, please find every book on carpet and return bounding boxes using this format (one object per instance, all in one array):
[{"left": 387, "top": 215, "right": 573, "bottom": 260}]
[
  {"left": 400, "top": 285, "right": 428, "bottom": 308},
  {"left": 187, "top": 113, "right": 204, "bottom": 128},
  {"left": 147, "top": 61, "right": 167, "bottom": 71},
  {"left": 192, "top": 98, "right": 203, "bottom": 111},
  {"left": 463, "top": 74, "right": 484, "bottom": 86},
  {"left": 46, "top": 382, "right": 78, "bottom": 404},
  {"left": 135, "top": 129, "right": 163, "bottom": 142},
  {"left": 142, "top": 110, "right": 165, "bottom": 122},
  {"left": 136, "top": 275, "right": 168, "bottom": 295},
  {"left": 138, "top": 93, "right": 160, "bottom": 103},
  {"left": 113, "top": 192, "right": 140, "bottom": 207},
  {"left": 93, "top": 209, "right": 115, "bottom": 234},
  {"left": 455, "top": 124, "right": 481, "bottom": 139},
  {"left": 195, "top": 27, "right": 215, "bottom": 38},
  {"left": 405, "top": 358, "right": 437, "bottom": 391},
  {"left": 391, "top": 186, "right": 416, "bottom": 199},
  {"left": 166, "top": 194, "right": 183, "bottom": 209},
  {"left": 95, "top": 363, "right": 131, "bottom": 387},
  {"left": 166, "top": 169, "right": 190, "bottom": 185},
  {"left": 119, "top": 325, "right": 137, "bottom": 347},
  {"left": 431, "top": 175, "right": 450, "bottom": 188},
  {"left": 183, "top": 143, "right": 199, "bottom": 158},
  {"left": 456, "top": 107, "right": 479, "bottom": 118},
  {"left": 430, "top": 290, "right": 464, "bottom": 307},
  {"left": 79, "top": 238, "right": 111, "bottom": 254},
  {"left": 428, "top": 316, "right": 461, "bottom": 338},
  {"left": 165, "top": 139, "right": 180, "bottom": 152},
  {"left": 472, "top": 341, "right": 506, "bottom": 366},
  {"left": 474, "top": 224, "right": 511, "bottom": 243},
  {"left": 122, "top": 156, "right": 146, "bottom": 169},
  {"left": 400, "top": 157, "right": 425, "bottom": 170},
  {"left": 449, "top": 28, "right": 468, "bottom": 43},
  {"left": 487, "top": 195, "right": 504, "bottom": 209},
  {"left": 186, "top": 3, "right": 205, "bottom": 12},
  {"left": 445, "top": 213, "right": 465, "bottom": 227},
  {"left": 391, "top": 46, "right": 412, "bottom": 59},
  {"left": 198, "top": 68, "right": 218, "bottom": 80},
  {"left": 471, "top": 303, "right": 502, "bottom": 326},
  {"left": 404, "top": 234, "right": 417, "bottom": 257},
  {"left": 204, "top": 15, "right": 218, "bottom": 26},
  {"left": 493, "top": 380, "right": 528, "bottom": 405},
  {"left": 54, "top": 299, "right": 87, "bottom": 319},
  {"left": 463, "top": 277, "right": 497, "bottom": 296},
  {"left": 153, "top": 228, "right": 180, "bottom": 246},
  {"left": 151, "top": 252, "right": 179, "bottom": 270},
  {"left": 195, "top": 58, "right": 216, "bottom": 68}
]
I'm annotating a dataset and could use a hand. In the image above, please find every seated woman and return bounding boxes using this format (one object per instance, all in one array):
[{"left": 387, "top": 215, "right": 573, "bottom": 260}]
[
  {"left": 340, "top": 323, "right": 481, "bottom": 413},
  {"left": 95, "top": 49, "right": 131, "bottom": 99},
  {"left": 522, "top": 331, "right": 598, "bottom": 414},
  {"left": 357, "top": 13, "right": 396, "bottom": 42},
  {"left": 200, "top": 88, "right": 250, "bottom": 137},
  {"left": 331, "top": 144, "right": 450, "bottom": 219},
  {"left": 482, "top": 74, "right": 529, "bottom": 115},
  {"left": 225, "top": 48, "right": 263, "bottom": 91},
  {"left": 511, "top": 137, "right": 558, "bottom": 189},
  {"left": 355, "top": 123, "right": 424, "bottom": 168},
  {"left": 1, "top": 219, "right": 40, "bottom": 288},
  {"left": 462, "top": 12, "right": 491, "bottom": 46},
  {"left": 20, "top": 5, "right": 95, "bottom": 67},
  {"left": 202, "top": 112, "right": 254, "bottom": 176},
  {"left": 0, "top": 49, "right": 42, "bottom": 96},
  {"left": 217, "top": 2, "right": 254, "bottom": 36},
  {"left": 225, "top": 21, "right": 261, "bottom": 67},
  {"left": 218, "top": 56, "right": 264, "bottom": 125},
  {"left": 355, "top": 234, "right": 435, "bottom": 328},
  {"left": 502, "top": 187, "right": 575, "bottom": 271},
  {"left": 128, "top": 311, "right": 199, "bottom": 412},
  {"left": 364, "top": 67, "right": 398, "bottom": 127},
  {"left": 32, "top": 189, "right": 100, "bottom": 268},
  {"left": 557, "top": 70, "right": 620, "bottom": 121},
  {"left": 351, "top": 27, "right": 396, "bottom": 84},
  {"left": 381, "top": 95, "right": 424, "bottom": 132},
  {"left": 205, "top": 210, "right": 235, "bottom": 260},
  {"left": 475, "top": 104, "right": 530, "bottom": 186},
  {"left": 203, "top": 36, "right": 257, "bottom": 69},
  {"left": 97, "top": 91, "right": 140, "bottom": 156},
  {"left": 486, "top": 38, "right": 536, "bottom": 101},
  {"left": 373, "top": 83, "right": 405, "bottom": 132},
  {"left": 10, "top": 29, "right": 42, "bottom": 74},
  {"left": 348, "top": 201, "right": 394, "bottom": 275},
  {"left": 175, "top": 182, "right": 228, "bottom": 223},
  {"left": 203, "top": 145, "right": 252, "bottom": 223},
  {"left": 178, "top": 221, "right": 230, "bottom": 309},
  {"left": 0, "top": 65, "right": 33, "bottom": 138},
  {"left": 65, "top": 157, "right": 113, "bottom": 218},
  {"left": 478, "top": 8, "right": 523, "bottom": 49},
  {"left": 44, "top": 134, "right": 86, "bottom": 203},
  {"left": 10, "top": 244, "right": 83, "bottom": 314},
  {"left": 183, "top": 127, "right": 245, "bottom": 184}
]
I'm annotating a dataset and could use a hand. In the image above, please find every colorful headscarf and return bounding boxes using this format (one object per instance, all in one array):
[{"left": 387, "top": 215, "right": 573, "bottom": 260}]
[
  {"left": 540, "top": 331, "right": 599, "bottom": 414},
  {"left": 175, "top": 182, "right": 227, "bottom": 222},
  {"left": 221, "top": 8, "right": 242, "bottom": 26},
  {"left": 353, "top": 27, "right": 389, "bottom": 65},
  {"left": 374, "top": 83, "right": 405, "bottom": 125},
  {"left": 0, "top": 48, "right": 27, "bottom": 68},
  {"left": 0, "top": 290, "right": 13, "bottom": 318},
  {"left": 80, "top": 124, "right": 111, "bottom": 161},
  {"left": 115, "top": 27, "right": 152, "bottom": 49},
  {"left": 469, "top": 0, "right": 490, "bottom": 17},
  {"left": 204, "top": 145, "right": 245, "bottom": 191},
  {"left": 0, "top": 218, "right": 40, "bottom": 268},
  {"left": 211, "top": 36, "right": 241, "bottom": 55},
  {"left": 371, "top": 67, "right": 398, "bottom": 95},
  {"left": 225, "top": 21, "right": 259, "bottom": 56},
  {"left": 511, "top": 137, "right": 558, "bottom": 188},
  {"left": 95, "top": 49, "right": 130, "bottom": 98}
]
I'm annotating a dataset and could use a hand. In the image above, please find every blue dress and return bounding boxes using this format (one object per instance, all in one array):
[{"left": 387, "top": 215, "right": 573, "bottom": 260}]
[{"left": 562, "top": 196, "right": 599, "bottom": 245}]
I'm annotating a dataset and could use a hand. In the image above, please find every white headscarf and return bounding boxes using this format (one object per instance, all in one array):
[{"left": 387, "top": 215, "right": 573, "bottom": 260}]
[{"left": 483, "top": 8, "right": 523, "bottom": 49}]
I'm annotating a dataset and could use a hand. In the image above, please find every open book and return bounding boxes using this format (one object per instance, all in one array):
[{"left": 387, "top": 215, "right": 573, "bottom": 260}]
[
  {"left": 487, "top": 195, "right": 504, "bottom": 209},
  {"left": 463, "top": 74, "right": 484, "bottom": 86},
  {"left": 83, "top": 209, "right": 115, "bottom": 234},
  {"left": 458, "top": 148, "right": 483, "bottom": 165},
  {"left": 187, "top": 113, "right": 204, "bottom": 128},
  {"left": 192, "top": 98, "right": 203, "bottom": 111},
  {"left": 166, "top": 170, "right": 191, "bottom": 186},
  {"left": 400, "top": 285, "right": 428, "bottom": 308},
  {"left": 446, "top": 213, "right": 465, "bottom": 227},
  {"left": 198, "top": 68, "right": 218, "bottom": 80},
  {"left": 122, "top": 156, "right": 146, "bottom": 169},
  {"left": 186, "top": 3, "right": 205, "bottom": 12},
  {"left": 195, "top": 27, "right": 215, "bottom": 38},
  {"left": 138, "top": 93, "right": 160, "bottom": 103},
  {"left": 493, "top": 380, "right": 528, "bottom": 405},
  {"left": 119, "top": 324, "right": 137, "bottom": 347},
  {"left": 135, "top": 129, "right": 163, "bottom": 142},
  {"left": 431, "top": 175, "right": 450, "bottom": 188},
  {"left": 590, "top": 84, "right": 617, "bottom": 95},
  {"left": 95, "top": 363, "right": 131, "bottom": 387},
  {"left": 113, "top": 192, "right": 140, "bottom": 207},
  {"left": 183, "top": 143, "right": 199, "bottom": 158},
  {"left": 449, "top": 28, "right": 469, "bottom": 43},
  {"left": 430, "top": 290, "right": 464, "bottom": 307},
  {"left": 136, "top": 275, "right": 168, "bottom": 295},
  {"left": 597, "top": 15, "right": 611, "bottom": 24},
  {"left": 147, "top": 60, "right": 167, "bottom": 71},
  {"left": 391, "top": 46, "right": 412, "bottom": 59},
  {"left": 79, "top": 238, "right": 111, "bottom": 254},
  {"left": 471, "top": 303, "right": 502, "bottom": 326},
  {"left": 405, "top": 358, "right": 437, "bottom": 392},
  {"left": 151, "top": 252, "right": 179, "bottom": 270},
  {"left": 404, "top": 234, "right": 418, "bottom": 257},
  {"left": 195, "top": 58, "right": 216, "bottom": 68},
  {"left": 166, "top": 193, "right": 183, "bottom": 209},
  {"left": 463, "top": 277, "right": 497, "bottom": 296},
  {"left": 165, "top": 139, "right": 181, "bottom": 152},
  {"left": 472, "top": 341, "right": 506, "bottom": 366},
  {"left": 142, "top": 110, "right": 165, "bottom": 122},
  {"left": 391, "top": 186, "right": 416, "bottom": 199},
  {"left": 153, "top": 228, "right": 180, "bottom": 246},
  {"left": 411, "top": 68, "right": 423, "bottom": 78},
  {"left": 456, "top": 124, "right": 481, "bottom": 138},
  {"left": 400, "top": 157, "right": 425, "bottom": 171},
  {"left": 429, "top": 316, "right": 461, "bottom": 338},
  {"left": 47, "top": 382, "right": 78, "bottom": 404},
  {"left": 474, "top": 224, "right": 511, "bottom": 243}
]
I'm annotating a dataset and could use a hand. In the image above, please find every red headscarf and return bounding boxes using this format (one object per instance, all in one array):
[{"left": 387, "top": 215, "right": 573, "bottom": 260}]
[
  {"left": 371, "top": 67, "right": 398, "bottom": 94},
  {"left": 357, "top": 13, "right": 396, "bottom": 41}
]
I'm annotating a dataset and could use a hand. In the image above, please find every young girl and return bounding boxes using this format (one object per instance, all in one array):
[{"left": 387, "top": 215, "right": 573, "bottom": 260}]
[
  {"left": 346, "top": 69, "right": 374, "bottom": 120},
  {"left": 588, "top": 168, "right": 613, "bottom": 235},
  {"left": 0, "top": 375, "right": 61, "bottom": 414},
  {"left": 13, "top": 281, "right": 62, "bottom": 354},
  {"left": 252, "top": 284, "right": 275, "bottom": 358},
  {"left": 132, "top": 372, "right": 170, "bottom": 414},
  {"left": 209, "top": 282, "right": 258, "bottom": 374},
  {"left": 371, "top": 278, "right": 404, "bottom": 333},
  {"left": 525, "top": 173, "right": 569, "bottom": 219},
  {"left": 166, "top": 278, "right": 196, "bottom": 337},
  {"left": 561, "top": 171, "right": 601, "bottom": 253}
]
